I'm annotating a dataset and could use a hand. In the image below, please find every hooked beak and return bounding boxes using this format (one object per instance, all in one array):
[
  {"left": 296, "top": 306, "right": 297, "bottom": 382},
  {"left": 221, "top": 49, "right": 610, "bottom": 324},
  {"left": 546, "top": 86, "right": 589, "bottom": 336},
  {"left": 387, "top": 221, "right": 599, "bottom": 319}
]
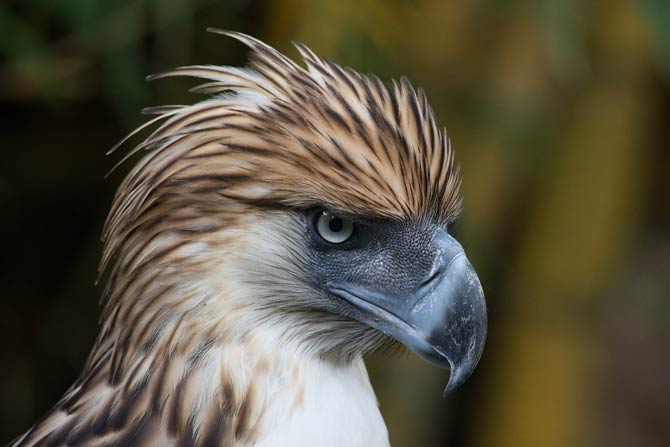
[{"left": 329, "top": 234, "right": 487, "bottom": 394}]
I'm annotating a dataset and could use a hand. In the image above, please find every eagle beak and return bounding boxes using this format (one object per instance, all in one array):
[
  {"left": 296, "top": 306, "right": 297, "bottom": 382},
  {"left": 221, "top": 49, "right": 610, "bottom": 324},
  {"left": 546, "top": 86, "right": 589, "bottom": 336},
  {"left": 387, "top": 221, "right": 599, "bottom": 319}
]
[{"left": 329, "top": 234, "right": 487, "bottom": 395}]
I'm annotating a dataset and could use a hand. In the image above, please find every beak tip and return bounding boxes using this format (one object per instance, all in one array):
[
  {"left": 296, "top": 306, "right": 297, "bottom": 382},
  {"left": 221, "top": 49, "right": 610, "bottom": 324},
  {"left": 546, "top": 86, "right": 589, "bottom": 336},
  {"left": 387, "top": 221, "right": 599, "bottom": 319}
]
[
  {"left": 441, "top": 341, "right": 485, "bottom": 396},
  {"left": 442, "top": 365, "right": 466, "bottom": 397}
]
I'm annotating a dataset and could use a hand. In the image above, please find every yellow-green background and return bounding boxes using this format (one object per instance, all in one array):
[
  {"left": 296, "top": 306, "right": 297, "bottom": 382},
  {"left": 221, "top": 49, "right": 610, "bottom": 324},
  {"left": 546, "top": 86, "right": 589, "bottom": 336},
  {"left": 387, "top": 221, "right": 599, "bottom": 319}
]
[{"left": 1, "top": 1, "right": 668, "bottom": 446}]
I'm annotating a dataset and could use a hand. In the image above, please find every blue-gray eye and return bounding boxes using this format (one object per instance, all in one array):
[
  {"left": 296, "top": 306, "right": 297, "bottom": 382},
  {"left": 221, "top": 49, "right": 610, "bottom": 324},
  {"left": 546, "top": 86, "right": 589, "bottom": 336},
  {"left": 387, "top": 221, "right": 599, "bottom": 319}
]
[{"left": 315, "top": 210, "right": 354, "bottom": 244}]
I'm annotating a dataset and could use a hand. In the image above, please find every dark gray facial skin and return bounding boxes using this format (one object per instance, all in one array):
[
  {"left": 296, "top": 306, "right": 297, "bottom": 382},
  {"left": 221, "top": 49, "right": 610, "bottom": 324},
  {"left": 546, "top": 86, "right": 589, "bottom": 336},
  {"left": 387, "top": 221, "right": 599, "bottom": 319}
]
[{"left": 304, "top": 209, "right": 487, "bottom": 394}]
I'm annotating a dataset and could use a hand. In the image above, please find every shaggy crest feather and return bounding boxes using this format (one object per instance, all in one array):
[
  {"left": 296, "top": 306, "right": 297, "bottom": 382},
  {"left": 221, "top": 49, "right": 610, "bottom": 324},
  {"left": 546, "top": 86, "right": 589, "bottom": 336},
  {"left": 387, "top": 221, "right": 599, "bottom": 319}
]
[{"left": 102, "top": 29, "right": 461, "bottom": 274}]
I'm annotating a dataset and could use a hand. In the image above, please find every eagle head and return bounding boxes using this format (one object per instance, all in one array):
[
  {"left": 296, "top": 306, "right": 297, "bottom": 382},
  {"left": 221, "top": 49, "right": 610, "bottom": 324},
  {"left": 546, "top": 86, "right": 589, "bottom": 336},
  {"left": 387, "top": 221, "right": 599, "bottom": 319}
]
[
  {"left": 12, "top": 30, "right": 489, "bottom": 447},
  {"left": 99, "top": 30, "right": 487, "bottom": 397}
]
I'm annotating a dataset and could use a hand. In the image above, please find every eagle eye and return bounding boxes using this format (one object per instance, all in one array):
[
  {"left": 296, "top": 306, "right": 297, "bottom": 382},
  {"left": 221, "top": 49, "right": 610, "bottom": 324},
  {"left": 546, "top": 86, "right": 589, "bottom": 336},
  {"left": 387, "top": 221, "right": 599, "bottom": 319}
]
[{"left": 314, "top": 210, "right": 354, "bottom": 244}]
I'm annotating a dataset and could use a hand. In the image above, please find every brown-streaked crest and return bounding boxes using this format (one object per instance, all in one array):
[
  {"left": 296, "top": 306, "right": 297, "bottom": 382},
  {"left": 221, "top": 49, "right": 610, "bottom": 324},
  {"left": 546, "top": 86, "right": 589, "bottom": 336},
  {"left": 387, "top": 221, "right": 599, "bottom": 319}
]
[{"left": 103, "top": 29, "right": 462, "bottom": 272}]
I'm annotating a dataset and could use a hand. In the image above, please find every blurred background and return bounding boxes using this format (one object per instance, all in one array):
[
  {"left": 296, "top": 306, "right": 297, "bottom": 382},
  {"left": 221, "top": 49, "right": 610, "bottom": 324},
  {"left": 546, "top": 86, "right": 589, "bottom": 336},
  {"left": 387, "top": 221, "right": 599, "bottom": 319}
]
[{"left": 1, "top": 0, "right": 668, "bottom": 446}]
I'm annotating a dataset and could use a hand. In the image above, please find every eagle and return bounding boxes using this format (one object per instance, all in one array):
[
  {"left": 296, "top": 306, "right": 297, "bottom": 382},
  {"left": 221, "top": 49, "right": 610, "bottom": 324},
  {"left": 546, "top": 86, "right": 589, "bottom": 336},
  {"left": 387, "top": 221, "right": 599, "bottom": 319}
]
[{"left": 11, "top": 30, "right": 487, "bottom": 447}]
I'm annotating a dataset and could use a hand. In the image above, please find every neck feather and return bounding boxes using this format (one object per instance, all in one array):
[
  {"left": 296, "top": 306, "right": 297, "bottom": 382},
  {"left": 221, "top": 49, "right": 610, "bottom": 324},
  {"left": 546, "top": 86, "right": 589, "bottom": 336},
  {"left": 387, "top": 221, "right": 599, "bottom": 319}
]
[
  {"left": 18, "top": 308, "right": 387, "bottom": 447},
  {"left": 15, "top": 223, "right": 390, "bottom": 446}
]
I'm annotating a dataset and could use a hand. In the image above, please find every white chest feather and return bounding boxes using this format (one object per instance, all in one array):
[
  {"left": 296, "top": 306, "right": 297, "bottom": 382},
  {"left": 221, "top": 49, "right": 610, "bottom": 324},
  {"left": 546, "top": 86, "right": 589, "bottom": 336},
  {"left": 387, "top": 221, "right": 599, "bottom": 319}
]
[{"left": 256, "top": 358, "right": 389, "bottom": 447}]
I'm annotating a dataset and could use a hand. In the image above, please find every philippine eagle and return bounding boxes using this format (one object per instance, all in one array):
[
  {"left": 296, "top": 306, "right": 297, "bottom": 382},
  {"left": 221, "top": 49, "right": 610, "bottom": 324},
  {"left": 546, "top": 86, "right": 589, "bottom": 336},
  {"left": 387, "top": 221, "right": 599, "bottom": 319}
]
[{"left": 11, "top": 30, "right": 487, "bottom": 447}]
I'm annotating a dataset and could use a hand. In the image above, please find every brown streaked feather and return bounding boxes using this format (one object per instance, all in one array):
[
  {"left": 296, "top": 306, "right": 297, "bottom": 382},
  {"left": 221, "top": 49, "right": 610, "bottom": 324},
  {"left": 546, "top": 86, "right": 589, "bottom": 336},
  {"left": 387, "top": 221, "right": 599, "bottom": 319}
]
[{"left": 105, "top": 30, "right": 460, "bottom": 233}]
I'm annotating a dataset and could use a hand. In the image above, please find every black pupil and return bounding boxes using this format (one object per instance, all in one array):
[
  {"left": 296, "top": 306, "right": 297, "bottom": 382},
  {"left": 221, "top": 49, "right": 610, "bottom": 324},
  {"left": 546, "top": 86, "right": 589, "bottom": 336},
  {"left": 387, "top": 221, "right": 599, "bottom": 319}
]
[{"left": 329, "top": 218, "right": 344, "bottom": 232}]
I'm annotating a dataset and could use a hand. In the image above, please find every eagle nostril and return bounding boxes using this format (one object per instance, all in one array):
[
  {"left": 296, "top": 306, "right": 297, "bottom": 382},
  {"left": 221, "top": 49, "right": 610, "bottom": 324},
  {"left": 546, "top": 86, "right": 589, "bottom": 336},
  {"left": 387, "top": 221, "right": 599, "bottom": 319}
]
[{"left": 418, "top": 268, "right": 443, "bottom": 292}]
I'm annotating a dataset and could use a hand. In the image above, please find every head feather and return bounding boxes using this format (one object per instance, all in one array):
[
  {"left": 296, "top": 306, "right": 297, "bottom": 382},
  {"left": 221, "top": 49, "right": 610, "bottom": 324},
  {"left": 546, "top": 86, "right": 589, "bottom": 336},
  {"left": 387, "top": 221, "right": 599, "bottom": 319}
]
[{"left": 102, "top": 29, "right": 462, "bottom": 276}]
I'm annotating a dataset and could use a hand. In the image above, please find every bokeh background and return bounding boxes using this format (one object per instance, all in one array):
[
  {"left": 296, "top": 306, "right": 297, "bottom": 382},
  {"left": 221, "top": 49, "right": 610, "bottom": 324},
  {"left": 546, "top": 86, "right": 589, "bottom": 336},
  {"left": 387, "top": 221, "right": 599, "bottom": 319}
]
[{"left": 1, "top": 1, "right": 668, "bottom": 446}]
